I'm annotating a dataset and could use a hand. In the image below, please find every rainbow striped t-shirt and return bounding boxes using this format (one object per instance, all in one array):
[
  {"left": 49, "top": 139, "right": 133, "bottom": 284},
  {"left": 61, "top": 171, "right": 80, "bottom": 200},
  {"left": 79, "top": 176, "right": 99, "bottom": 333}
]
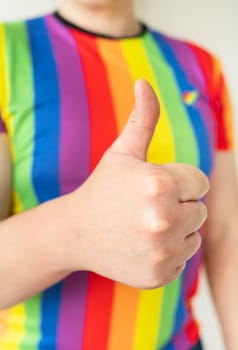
[{"left": 0, "top": 12, "right": 234, "bottom": 350}]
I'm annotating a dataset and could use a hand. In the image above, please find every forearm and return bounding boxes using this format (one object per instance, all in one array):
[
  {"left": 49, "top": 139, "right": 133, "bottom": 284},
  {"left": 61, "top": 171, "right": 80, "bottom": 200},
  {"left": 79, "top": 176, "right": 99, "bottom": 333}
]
[
  {"left": 204, "top": 228, "right": 238, "bottom": 350},
  {"left": 0, "top": 194, "right": 77, "bottom": 309}
]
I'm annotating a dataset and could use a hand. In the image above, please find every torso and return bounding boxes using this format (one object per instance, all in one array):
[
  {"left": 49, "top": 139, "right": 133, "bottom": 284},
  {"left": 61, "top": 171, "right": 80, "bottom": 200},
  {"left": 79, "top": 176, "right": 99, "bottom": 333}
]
[{"left": 0, "top": 13, "right": 228, "bottom": 349}]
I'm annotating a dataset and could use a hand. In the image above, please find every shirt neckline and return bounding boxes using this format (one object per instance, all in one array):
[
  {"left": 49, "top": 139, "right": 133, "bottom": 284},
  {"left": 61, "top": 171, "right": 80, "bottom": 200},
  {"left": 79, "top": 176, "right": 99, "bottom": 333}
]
[{"left": 53, "top": 11, "right": 147, "bottom": 40}]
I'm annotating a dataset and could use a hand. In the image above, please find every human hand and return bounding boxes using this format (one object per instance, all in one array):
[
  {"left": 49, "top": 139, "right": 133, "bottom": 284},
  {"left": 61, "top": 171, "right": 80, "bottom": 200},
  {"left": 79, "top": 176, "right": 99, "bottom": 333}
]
[{"left": 69, "top": 79, "right": 209, "bottom": 289}]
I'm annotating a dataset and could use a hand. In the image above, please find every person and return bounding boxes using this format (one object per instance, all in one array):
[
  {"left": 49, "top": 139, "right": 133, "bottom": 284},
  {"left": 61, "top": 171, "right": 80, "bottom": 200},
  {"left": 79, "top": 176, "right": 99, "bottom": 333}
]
[{"left": 0, "top": 0, "right": 236, "bottom": 349}]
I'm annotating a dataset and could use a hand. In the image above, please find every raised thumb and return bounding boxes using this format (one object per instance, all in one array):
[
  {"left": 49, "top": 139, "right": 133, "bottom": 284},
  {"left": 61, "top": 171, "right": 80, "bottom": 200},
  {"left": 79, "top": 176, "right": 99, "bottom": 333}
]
[{"left": 110, "top": 79, "right": 160, "bottom": 161}]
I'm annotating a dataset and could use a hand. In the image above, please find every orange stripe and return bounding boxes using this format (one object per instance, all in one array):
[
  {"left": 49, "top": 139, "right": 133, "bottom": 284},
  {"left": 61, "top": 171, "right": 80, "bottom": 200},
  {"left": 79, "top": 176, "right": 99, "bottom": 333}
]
[
  {"left": 108, "top": 284, "right": 139, "bottom": 350},
  {"left": 97, "top": 38, "right": 134, "bottom": 131},
  {"left": 97, "top": 38, "right": 139, "bottom": 350}
]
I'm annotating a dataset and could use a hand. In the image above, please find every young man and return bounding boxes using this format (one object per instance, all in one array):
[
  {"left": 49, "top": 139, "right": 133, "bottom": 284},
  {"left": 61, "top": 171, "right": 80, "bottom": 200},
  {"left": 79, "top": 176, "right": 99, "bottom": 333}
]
[{"left": 0, "top": 0, "right": 236, "bottom": 349}]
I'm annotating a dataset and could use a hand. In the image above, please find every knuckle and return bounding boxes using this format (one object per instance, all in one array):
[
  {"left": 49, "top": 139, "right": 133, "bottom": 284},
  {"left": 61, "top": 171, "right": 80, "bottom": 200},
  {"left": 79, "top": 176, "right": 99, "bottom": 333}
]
[
  {"left": 149, "top": 218, "right": 170, "bottom": 234},
  {"left": 157, "top": 173, "right": 174, "bottom": 195},
  {"left": 162, "top": 245, "right": 176, "bottom": 259},
  {"left": 148, "top": 216, "right": 171, "bottom": 234},
  {"left": 186, "top": 232, "right": 202, "bottom": 255},
  {"left": 156, "top": 244, "right": 175, "bottom": 261},
  {"left": 146, "top": 208, "right": 175, "bottom": 235},
  {"left": 146, "top": 172, "right": 174, "bottom": 197},
  {"left": 146, "top": 177, "right": 161, "bottom": 196}
]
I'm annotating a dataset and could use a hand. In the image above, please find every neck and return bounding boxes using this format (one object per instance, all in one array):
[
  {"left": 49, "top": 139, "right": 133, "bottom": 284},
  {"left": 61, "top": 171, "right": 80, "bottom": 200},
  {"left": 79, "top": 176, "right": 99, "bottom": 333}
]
[{"left": 58, "top": 1, "right": 140, "bottom": 38}]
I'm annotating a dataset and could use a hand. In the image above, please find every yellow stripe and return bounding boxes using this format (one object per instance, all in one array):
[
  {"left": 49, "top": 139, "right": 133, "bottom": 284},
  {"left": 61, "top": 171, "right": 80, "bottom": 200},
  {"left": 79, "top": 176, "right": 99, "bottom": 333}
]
[
  {"left": 120, "top": 35, "right": 175, "bottom": 164},
  {"left": 120, "top": 36, "right": 176, "bottom": 349},
  {"left": 132, "top": 288, "right": 164, "bottom": 350},
  {"left": 12, "top": 191, "right": 23, "bottom": 214},
  {"left": 0, "top": 24, "right": 23, "bottom": 214},
  {"left": 0, "top": 24, "right": 15, "bottom": 159},
  {"left": 0, "top": 24, "right": 25, "bottom": 349},
  {"left": 0, "top": 305, "right": 25, "bottom": 349}
]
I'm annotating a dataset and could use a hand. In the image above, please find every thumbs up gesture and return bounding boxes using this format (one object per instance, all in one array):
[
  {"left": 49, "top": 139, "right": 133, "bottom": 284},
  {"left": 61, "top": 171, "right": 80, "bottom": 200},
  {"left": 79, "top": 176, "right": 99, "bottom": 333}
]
[{"left": 70, "top": 79, "right": 209, "bottom": 288}]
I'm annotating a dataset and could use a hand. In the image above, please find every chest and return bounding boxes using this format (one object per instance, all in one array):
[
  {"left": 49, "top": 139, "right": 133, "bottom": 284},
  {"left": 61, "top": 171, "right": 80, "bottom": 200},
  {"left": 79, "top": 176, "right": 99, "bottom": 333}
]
[{"left": 4, "top": 30, "right": 215, "bottom": 208}]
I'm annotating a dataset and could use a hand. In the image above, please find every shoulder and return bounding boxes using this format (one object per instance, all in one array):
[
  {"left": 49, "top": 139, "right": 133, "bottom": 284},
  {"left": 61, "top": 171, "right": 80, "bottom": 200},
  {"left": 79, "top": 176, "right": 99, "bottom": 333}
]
[
  {"left": 148, "top": 26, "right": 215, "bottom": 62},
  {"left": 147, "top": 26, "right": 220, "bottom": 92},
  {"left": 0, "top": 14, "right": 51, "bottom": 44}
]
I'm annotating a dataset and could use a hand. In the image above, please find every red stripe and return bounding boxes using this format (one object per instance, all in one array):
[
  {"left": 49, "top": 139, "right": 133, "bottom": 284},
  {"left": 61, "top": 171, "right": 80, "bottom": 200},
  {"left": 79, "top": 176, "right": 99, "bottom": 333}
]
[
  {"left": 188, "top": 44, "right": 230, "bottom": 150},
  {"left": 82, "top": 273, "right": 114, "bottom": 349},
  {"left": 71, "top": 29, "right": 118, "bottom": 170},
  {"left": 71, "top": 29, "right": 117, "bottom": 349},
  {"left": 185, "top": 318, "right": 200, "bottom": 344}
]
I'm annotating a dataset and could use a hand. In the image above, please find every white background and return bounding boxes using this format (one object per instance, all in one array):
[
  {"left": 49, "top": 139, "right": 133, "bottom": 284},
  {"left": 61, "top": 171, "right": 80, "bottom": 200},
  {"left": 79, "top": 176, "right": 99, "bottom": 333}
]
[{"left": 1, "top": 1, "right": 238, "bottom": 349}]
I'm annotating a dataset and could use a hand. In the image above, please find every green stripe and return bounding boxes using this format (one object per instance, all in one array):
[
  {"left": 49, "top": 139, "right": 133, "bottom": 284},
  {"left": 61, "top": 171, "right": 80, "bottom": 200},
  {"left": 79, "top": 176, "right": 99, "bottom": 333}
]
[
  {"left": 157, "top": 279, "right": 182, "bottom": 347},
  {"left": 143, "top": 33, "right": 198, "bottom": 165},
  {"left": 142, "top": 33, "right": 199, "bottom": 347},
  {"left": 21, "top": 295, "right": 42, "bottom": 350},
  {"left": 5, "top": 21, "right": 38, "bottom": 210},
  {"left": 4, "top": 22, "right": 41, "bottom": 349}
]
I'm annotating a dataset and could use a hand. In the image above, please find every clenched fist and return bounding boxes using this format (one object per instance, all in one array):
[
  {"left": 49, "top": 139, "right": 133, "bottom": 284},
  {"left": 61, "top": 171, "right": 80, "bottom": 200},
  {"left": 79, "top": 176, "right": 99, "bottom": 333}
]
[{"left": 69, "top": 79, "right": 209, "bottom": 289}]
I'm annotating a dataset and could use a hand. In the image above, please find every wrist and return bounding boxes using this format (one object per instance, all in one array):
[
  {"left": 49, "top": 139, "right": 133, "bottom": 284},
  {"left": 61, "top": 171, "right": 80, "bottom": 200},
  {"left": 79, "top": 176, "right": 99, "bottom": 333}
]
[
  {"left": 48, "top": 190, "right": 92, "bottom": 274},
  {"left": 34, "top": 194, "right": 80, "bottom": 276}
]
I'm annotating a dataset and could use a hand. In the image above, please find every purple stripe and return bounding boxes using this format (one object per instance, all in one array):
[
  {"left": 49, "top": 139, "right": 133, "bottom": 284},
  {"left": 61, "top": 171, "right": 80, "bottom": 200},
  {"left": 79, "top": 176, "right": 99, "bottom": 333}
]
[
  {"left": 165, "top": 38, "right": 215, "bottom": 152},
  {"left": 183, "top": 247, "right": 202, "bottom": 297},
  {"left": 58, "top": 272, "right": 89, "bottom": 350},
  {"left": 172, "top": 328, "right": 192, "bottom": 349},
  {"left": 172, "top": 250, "right": 202, "bottom": 348},
  {"left": 46, "top": 14, "right": 90, "bottom": 194},
  {"left": 46, "top": 15, "right": 90, "bottom": 349}
]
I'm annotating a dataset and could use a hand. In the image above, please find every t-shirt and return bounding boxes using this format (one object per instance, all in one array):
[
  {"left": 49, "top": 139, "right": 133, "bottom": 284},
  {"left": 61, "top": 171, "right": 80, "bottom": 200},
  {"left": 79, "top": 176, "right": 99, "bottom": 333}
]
[{"left": 0, "top": 12, "right": 234, "bottom": 350}]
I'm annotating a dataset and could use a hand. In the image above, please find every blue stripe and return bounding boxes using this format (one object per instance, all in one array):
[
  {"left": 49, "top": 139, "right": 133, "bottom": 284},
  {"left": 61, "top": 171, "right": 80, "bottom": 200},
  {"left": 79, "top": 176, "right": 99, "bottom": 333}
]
[
  {"left": 151, "top": 31, "right": 211, "bottom": 347},
  {"left": 151, "top": 31, "right": 212, "bottom": 175},
  {"left": 172, "top": 283, "right": 187, "bottom": 335},
  {"left": 26, "top": 17, "right": 62, "bottom": 350},
  {"left": 163, "top": 343, "right": 176, "bottom": 350}
]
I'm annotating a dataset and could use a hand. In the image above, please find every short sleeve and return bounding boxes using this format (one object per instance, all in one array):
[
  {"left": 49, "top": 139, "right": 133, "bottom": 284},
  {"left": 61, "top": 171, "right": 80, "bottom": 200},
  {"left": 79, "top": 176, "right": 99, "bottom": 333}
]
[{"left": 211, "top": 58, "right": 234, "bottom": 151}]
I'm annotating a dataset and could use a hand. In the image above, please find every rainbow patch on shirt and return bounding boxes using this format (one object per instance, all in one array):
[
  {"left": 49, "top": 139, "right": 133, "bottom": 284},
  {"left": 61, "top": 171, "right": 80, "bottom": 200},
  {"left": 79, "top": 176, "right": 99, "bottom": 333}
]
[{"left": 183, "top": 90, "right": 199, "bottom": 106}]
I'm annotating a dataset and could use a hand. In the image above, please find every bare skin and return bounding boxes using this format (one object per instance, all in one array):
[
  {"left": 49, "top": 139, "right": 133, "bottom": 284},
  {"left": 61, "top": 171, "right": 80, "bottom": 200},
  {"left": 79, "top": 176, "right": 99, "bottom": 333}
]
[
  {"left": 0, "top": 80, "right": 208, "bottom": 308},
  {"left": 204, "top": 152, "right": 238, "bottom": 350}
]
